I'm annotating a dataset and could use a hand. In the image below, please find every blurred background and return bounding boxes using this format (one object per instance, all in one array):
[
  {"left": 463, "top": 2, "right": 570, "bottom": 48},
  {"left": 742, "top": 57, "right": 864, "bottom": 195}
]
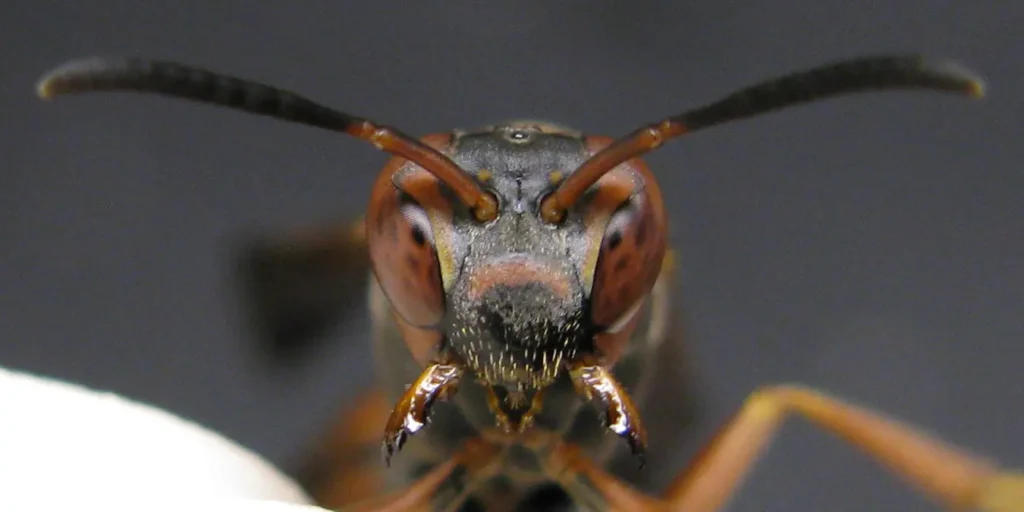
[{"left": 1, "top": 2, "right": 1021, "bottom": 510}]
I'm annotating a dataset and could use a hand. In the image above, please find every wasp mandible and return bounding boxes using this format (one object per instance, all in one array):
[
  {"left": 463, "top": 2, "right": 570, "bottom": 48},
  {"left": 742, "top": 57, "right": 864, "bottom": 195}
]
[{"left": 36, "top": 54, "right": 1024, "bottom": 511}]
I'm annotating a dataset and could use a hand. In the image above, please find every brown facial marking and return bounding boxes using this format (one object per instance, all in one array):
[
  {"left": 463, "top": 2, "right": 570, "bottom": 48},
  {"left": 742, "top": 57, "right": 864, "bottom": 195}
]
[
  {"left": 466, "top": 259, "right": 572, "bottom": 301},
  {"left": 366, "top": 134, "right": 455, "bottom": 329}
]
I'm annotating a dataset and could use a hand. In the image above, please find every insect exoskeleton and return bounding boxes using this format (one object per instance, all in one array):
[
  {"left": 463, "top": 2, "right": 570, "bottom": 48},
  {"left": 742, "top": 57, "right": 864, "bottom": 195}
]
[{"left": 37, "top": 54, "right": 1020, "bottom": 512}]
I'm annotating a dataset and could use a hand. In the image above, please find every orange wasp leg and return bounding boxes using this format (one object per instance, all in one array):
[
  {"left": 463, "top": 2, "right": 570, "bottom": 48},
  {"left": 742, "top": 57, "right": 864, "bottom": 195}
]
[
  {"left": 335, "top": 457, "right": 471, "bottom": 512},
  {"left": 299, "top": 389, "right": 392, "bottom": 508},
  {"left": 310, "top": 430, "right": 505, "bottom": 512},
  {"left": 549, "top": 384, "right": 1024, "bottom": 512},
  {"left": 358, "top": 438, "right": 508, "bottom": 512}
]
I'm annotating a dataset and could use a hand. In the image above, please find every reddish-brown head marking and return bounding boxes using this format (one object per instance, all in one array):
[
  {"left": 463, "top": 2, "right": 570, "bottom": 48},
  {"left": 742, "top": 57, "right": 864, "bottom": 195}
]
[
  {"left": 366, "top": 134, "right": 459, "bottom": 329},
  {"left": 577, "top": 136, "right": 667, "bottom": 362},
  {"left": 466, "top": 260, "right": 573, "bottom": 302}
]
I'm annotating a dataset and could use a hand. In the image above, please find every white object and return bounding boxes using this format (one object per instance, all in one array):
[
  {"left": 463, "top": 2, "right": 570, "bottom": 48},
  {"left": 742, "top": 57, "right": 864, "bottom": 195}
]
[{"left": 0, "top": 365, "right": 330, "bottom": 511}]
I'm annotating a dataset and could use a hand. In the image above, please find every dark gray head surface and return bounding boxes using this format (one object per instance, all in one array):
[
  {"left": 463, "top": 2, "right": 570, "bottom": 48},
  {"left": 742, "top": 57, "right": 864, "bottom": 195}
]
[{"left": 436, "top": 120, "right": 608, "bottom": 391}]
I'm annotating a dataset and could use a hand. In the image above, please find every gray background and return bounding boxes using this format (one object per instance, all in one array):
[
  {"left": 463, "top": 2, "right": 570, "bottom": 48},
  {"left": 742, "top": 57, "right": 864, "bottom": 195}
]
[{"left": 2, "top": 2, "right": 1022, "bottom": 510}]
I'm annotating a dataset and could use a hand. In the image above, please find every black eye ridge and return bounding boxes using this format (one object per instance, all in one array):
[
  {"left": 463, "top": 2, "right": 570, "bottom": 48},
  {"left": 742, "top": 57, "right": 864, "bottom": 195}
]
[{"left": 410, "top": 225, "right": 427, "bottom": 246}]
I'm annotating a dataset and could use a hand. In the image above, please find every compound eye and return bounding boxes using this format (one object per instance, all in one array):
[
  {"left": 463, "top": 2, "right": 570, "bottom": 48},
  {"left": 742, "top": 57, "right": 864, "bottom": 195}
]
[
  {"left": 401, "top": 202, "right": 434, "bottom": 247},
  {"left": 367, "top": 191, "right": 445, "bottom": 328},
  {"left": 589, "top": 194, "right": 665, "bottom": 329}
]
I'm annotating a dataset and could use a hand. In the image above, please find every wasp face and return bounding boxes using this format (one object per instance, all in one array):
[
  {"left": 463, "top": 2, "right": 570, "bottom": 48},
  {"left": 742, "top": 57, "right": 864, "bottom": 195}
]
[
  {"left": 38, "top": 54, "right": 985, "bottom": 470},
  {"left": 442, "top": 122, "right": 596, "bottom": 391},
  {"left": 367, "top": 121, "right": 668, "bottom": 394}
]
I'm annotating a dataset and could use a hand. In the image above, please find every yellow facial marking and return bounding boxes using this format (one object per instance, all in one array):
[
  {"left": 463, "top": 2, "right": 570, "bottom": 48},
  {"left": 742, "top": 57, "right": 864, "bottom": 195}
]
[
  {"left": 428, "top": 210, "right": 458, "bottom": 290},
  {"left": 581, "top": 211, "right": 611, "bottom": 295}
]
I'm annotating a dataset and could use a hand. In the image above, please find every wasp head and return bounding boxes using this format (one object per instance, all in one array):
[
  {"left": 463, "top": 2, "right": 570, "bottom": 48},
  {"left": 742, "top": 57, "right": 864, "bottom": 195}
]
[
  {"left": 366, "top": 120, "right": 668, "bottom": 393},
  {"left": 33, "top": 55, "right": 986, "bottom": 465}
]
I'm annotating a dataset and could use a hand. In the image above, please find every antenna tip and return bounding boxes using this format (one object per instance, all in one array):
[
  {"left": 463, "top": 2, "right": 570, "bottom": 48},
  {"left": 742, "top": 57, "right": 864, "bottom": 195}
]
[
  {"left": 34, "top": 57, "right": 114, "bottom": 101},
  {"left": 35, "top": 62, "right": 72, "bottom": 100},
  {"left": 930, "top": 58, "right": 987, "bottom": 99},
  {"left": 35, "top": 61, "right": 72, "bottom": 100},
  {"left": 967, "top": 78, "right": 987, "bottom": 99},
  {"left": 35, "top": 78, "right": 55, "bottom": 100}
]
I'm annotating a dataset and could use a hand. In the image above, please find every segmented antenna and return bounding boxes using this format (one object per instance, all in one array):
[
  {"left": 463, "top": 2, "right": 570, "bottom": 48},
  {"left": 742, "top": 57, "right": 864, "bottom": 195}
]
[
  {"left": 541, "top": 55, "right": 986, "bottom": 223},
  {"left": 37, "top": 57, "right": 499, "bottom": 221}
]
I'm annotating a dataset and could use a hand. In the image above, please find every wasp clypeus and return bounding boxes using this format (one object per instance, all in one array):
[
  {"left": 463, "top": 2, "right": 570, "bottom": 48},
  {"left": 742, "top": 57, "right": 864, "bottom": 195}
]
[{"left": 37, "top": 54, "right": 1024, "bottom": 512}]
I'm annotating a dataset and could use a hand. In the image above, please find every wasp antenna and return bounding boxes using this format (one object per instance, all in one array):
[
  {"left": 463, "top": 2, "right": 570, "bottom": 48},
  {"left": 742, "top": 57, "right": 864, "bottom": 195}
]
[
  {"left": 37, "top": 57, "right": 498, "bottom": 221},
  {"left": 541, "top": 55, "right": 985, "bottom": 223}
]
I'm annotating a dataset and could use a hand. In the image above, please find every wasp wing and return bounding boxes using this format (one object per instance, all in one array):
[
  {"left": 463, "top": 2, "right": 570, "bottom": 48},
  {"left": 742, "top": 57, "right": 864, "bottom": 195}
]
[{"left": 231, "top": 218, "right": 370, "bottom": 366}]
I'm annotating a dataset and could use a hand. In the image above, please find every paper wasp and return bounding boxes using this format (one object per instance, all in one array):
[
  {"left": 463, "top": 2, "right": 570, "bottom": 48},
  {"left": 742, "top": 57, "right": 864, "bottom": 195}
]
[{"left": 36, "top": 54, "right": 1024, "bottom": 511}]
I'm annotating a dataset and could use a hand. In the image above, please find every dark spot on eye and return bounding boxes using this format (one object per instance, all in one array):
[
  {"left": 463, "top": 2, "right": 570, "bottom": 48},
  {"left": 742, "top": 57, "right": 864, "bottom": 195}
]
[
  {"left": 635, "top": 218, "right": 648, "bottom": 246},
  {"left": 411, "top": 225, "right": 426, "bottom": 246},
  {"left": 607, "top": 231, "right": 623, "bottom": 250},
  {"left": 614, "top": 255, "right": 630, "bottom": 272}
]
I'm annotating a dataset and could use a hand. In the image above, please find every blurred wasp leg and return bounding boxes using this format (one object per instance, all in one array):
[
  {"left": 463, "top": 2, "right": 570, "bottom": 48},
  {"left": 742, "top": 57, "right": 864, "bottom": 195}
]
[
  {"left": 434, "top": 437, "right": 511, "bottom": 512},
  {"left": 304, "top": 437, "right": 503, "bottom": 512},
  {"left": 544, "top": 384, "right": 1024, "bottom": 512},
  {"left": 337, "top": 457, "right": 461, "bottom": 512},
  {"left": 658, "top": 384, "right": 1024, "bottom": 512},
  {"left": 296, "top": 387, "right": 391, "bottom": 509},
  {"left": 354, "top": 436, "right": 504, "bottom": 512},
  {"left": 538, "top": 440, "right": 660, "bottom": 511},
  {"left": 300, "top": 385, "right": 505, "bottom": 511},
  {"left": 234, "top": 217, "right": 369, "bottom": 364}
]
